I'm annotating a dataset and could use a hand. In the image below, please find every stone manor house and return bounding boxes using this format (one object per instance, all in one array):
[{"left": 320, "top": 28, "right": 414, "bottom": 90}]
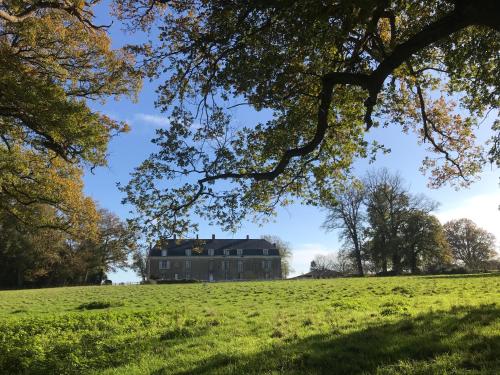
[{"left": 148, "top": 235, "right": 282, "bottom": 281}]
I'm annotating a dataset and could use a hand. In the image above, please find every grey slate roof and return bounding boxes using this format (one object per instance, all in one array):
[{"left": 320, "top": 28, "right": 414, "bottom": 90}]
[{"left": 149, "top": 238, "right": 279, "bottom": 257}]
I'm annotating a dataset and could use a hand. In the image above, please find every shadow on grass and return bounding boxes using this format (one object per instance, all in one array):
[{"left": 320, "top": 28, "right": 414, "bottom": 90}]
[{"left": 154, "top": 304, "right": 499, "bottom": 375}]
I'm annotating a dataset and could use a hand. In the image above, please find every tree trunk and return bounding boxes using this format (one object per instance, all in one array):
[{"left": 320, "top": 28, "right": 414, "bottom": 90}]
[
  {"left": 392, "top": 253, "right": 402, "bottom": 275},
  {"left": 16, "top": 268, "right": 24, "bottom": 288},
  {"left": 353, "top": 241, "right": 364, "bottom": 276},
  {"left": 382, "top": 258, "right": 388, "bottom": 273},
  {"left": 410, "top": 249, "right": 418, "bottom": 274}
]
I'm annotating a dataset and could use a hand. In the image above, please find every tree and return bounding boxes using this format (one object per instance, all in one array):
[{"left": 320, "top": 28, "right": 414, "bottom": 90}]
[
  {"left": 310, "top": 251, "right": 353, "bottom": 277},
  {"left": 322, "top": 180, "right": 366, "bottom": 276},
  {"left": 1, "top": 0, "right": 140, "bottom": 221},
  {"left": 261, "top": 235, "right": 293, "bottom": 278},
  {"left": 80, "top": 209, "right": 138, "bottom": 284},
  {"left": 443, "top": 219, "right": 497, "bottom": 270},
  {"left": 0, "top": 198, "right": 99, "bottom": 288},
  {"left": 364, "top": 169, "right": 437, "bottom": 274},
  {"left": 131, "top": 245, "right": 149, "bottom": 282},
  {"left": 120, "top": 0, "right": 500, "bottom": 239},
  {"left": 401, "top": 211, "right": 451, "bottom": 273}
]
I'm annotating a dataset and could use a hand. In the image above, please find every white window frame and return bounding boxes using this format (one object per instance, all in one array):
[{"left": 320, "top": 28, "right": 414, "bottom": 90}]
[
  {"left": 160, "top": 260, "right": 170, "bottom": 269},
  {"left": 237, "top": 249, "right": 243, "bottom": 256},
  {"left": 185, "top": 260, "right": 191, "bottom": 269},
  {"left": 263, "top": 249, "right": 269, "bottom": 256},
  {"left": 185, "top": 249, "right": 192, "bottom": 256},
  {"left": 238, "top": 260, "right": 244, "bottom": 272},
  {"left": 223, "top": 249, "right": 230, "bottom": 256},
  {"left": 161, "top": 250, "right": 167, "bottom": 257},
  {"left": 208, "top": 248, "right": 215, "bottom": 256}
]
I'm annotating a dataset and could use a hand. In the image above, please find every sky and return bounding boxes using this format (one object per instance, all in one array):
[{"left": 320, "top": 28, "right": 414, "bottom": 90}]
[{"left": 86, "top": 3, "right": 500, "bottom": 282}]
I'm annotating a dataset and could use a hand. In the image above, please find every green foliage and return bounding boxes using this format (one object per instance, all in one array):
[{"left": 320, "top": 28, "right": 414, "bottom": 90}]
[
  {"left": 444, "top": 218, "right": 497, "bottom": 271},
  {"left": 119, "top": 0, "right": 500, "bottom": 239},
  {"left": 0, "top": 206, "right": 137, "bottom": 288},
  {"left": 0, "top": 0, "right": 140, "bottom": 226},
  {"left": 0, "top": 275, "right": 499, "bottom": 374}
]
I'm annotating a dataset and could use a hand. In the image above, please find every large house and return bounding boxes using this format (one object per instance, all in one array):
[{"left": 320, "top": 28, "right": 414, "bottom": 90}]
[{"left": 148, "top": 235, "right": 282, "bottom": 281}]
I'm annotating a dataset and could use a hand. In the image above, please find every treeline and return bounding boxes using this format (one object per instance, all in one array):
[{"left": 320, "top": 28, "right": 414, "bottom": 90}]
[
  {"left": 320, "top": 169, "right": 498, "bottom": 276},
  {"left": 0, "top": 201, "right": 138, "bottom": 289}
]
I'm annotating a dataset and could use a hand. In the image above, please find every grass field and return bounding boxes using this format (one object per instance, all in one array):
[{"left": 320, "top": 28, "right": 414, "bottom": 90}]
[{"left": 0, "top": 274, "right": 499, "bottom": 374}]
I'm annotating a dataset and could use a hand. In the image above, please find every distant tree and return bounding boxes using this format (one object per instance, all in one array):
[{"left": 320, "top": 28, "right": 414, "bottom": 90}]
[
  {"left": 131, "top": 245, "right": 149, "bottom": 282},
  {"left": 322, "top": 180, "right": 366, "bottom": 276},
  {"left": 81, "top": 209, "right": 138, "bottom": 284},
  {"left": 401, "top": 211, "right": 451, "bottom": 273},
  {"left": 443, "top": 219, "right": 497, "bottom": 271},
  {"left": 310, "top": 252, "right": 353, "bottom": 277},
  {"left": 364, "top": 169, "right": 437, "bottom": 274},
  {"left": 261, "top": 235, "right": 293, "bottom": 278}
]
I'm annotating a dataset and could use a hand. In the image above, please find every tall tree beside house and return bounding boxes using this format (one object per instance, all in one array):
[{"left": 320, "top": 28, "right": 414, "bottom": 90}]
[
  {"left": 443, "top": 219, "right": 497, "bottom": 271},
  {"left": 322, "top": 180, "right": 366, "bottom": 276},
  {"left": 0, "top": 0, "right": 140, "bottom": 224},
  {"left": 261, "top": 235, "right": 293, "bottom": 278},
  {"left": 119, "top": 0, "right": 500, "bottom": 239},
  {"left": 131, "top": 246, "right": 149, "bottom": 282}
]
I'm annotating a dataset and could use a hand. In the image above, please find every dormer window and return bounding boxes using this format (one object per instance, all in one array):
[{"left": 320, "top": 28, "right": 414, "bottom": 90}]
[
  {"left": 161, "top": 250, "right": 167, "bottom": 257},
  {"left": 208, "top": 248, "right": 215, "bottom": 256},
  {"left": 185, "top": 249, "right": 192, "bottom": 256},
  {"left": 237, "top": 249, "right": 243, "bottom": 256},
  {"left": 263, "top": 249, "right": 269, "bottom": 256},
  {"left": 223, "top": 249, "right": 230, "bottom": 256}
]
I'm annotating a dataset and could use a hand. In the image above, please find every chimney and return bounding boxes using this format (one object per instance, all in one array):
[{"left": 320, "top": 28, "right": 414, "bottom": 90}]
[
  {"left": 196, "top": 234, "right": 199, "bottom": 239},
  {"left": 212, "top": 234, "right": 215, "bottom": 240},
  {"left": 173, "top": 234, "right": 176, "bottom": 240},
  {"left": 246, "top": 235, "right": 249, "bottom": 240}
]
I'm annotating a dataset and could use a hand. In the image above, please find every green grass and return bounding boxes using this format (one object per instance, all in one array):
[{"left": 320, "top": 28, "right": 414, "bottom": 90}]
[{"left": 1, "top": 274, "right": 499, "bottom": 374}]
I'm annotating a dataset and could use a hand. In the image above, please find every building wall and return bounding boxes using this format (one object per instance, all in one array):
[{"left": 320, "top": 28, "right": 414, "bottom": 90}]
[{"left": 149, "top": 256, "right": 282, "bottom": 281}]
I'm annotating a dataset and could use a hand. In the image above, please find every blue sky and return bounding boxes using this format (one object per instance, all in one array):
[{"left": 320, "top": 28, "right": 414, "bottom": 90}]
[{"left": 87, "top": 3, "right": 500, "bottom": 282}]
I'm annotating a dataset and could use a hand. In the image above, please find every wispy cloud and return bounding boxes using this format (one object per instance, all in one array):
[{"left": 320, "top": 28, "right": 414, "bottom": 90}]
[{"left": 134, "top": 113, "right": 170, "bottom": 127}]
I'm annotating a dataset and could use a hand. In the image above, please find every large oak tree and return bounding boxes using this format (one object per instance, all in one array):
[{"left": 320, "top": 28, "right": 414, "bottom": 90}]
[
  {"left": 1, "top": 0, "right": 140, "bottom": 226},
  {"left": 119, "top": 0, "right": 500, "bottom": 238}
]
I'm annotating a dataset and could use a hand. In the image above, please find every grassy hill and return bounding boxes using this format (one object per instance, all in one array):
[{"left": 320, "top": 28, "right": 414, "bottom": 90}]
[{"left": 0, "top": 275, "right": 499, "bottom": 374}]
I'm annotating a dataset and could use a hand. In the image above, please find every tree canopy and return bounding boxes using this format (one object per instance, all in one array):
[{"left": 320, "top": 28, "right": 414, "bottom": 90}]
[
  {"left": 0, "top": 0, "right": 140, "bottom": 227},
  {"left": 119, "top": 0, "right": 500, "bottom": 238}
]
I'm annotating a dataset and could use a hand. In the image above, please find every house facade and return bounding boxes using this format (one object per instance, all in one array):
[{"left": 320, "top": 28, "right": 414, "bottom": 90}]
[{"left": 148, "top": 236, "right": 282, "bottom": 281}]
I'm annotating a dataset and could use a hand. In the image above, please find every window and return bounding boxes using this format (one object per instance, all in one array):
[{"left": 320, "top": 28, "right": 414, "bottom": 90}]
[
  {"left": 208, "top": 248, "right": 215, "bottom": 256},
  {"left": 185, "top": 260, "right": 191, "bottom": 270},
  {"left": 185, "top": 249, "right": 192, "bottom": 256},
  {"left": 223, "top": 249, "right": 230, "bottom": 256},
  {"left": 237, "top": 249, "right": 243, "bottom": 256},
  {"left": 238, "top": 260, "right": 244, "bottom": 272},
  {"left": 263, "top": 249, "right": 269, "bottom": 256},
  {"left": 160, "top": 260, "right": 170, "bottom": 269},
  {"left": 161, "top": 250, "right": 167, "bottom": 256},
  {"left": 262, "top": 260, "right": 271, "bottom": 270}
]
